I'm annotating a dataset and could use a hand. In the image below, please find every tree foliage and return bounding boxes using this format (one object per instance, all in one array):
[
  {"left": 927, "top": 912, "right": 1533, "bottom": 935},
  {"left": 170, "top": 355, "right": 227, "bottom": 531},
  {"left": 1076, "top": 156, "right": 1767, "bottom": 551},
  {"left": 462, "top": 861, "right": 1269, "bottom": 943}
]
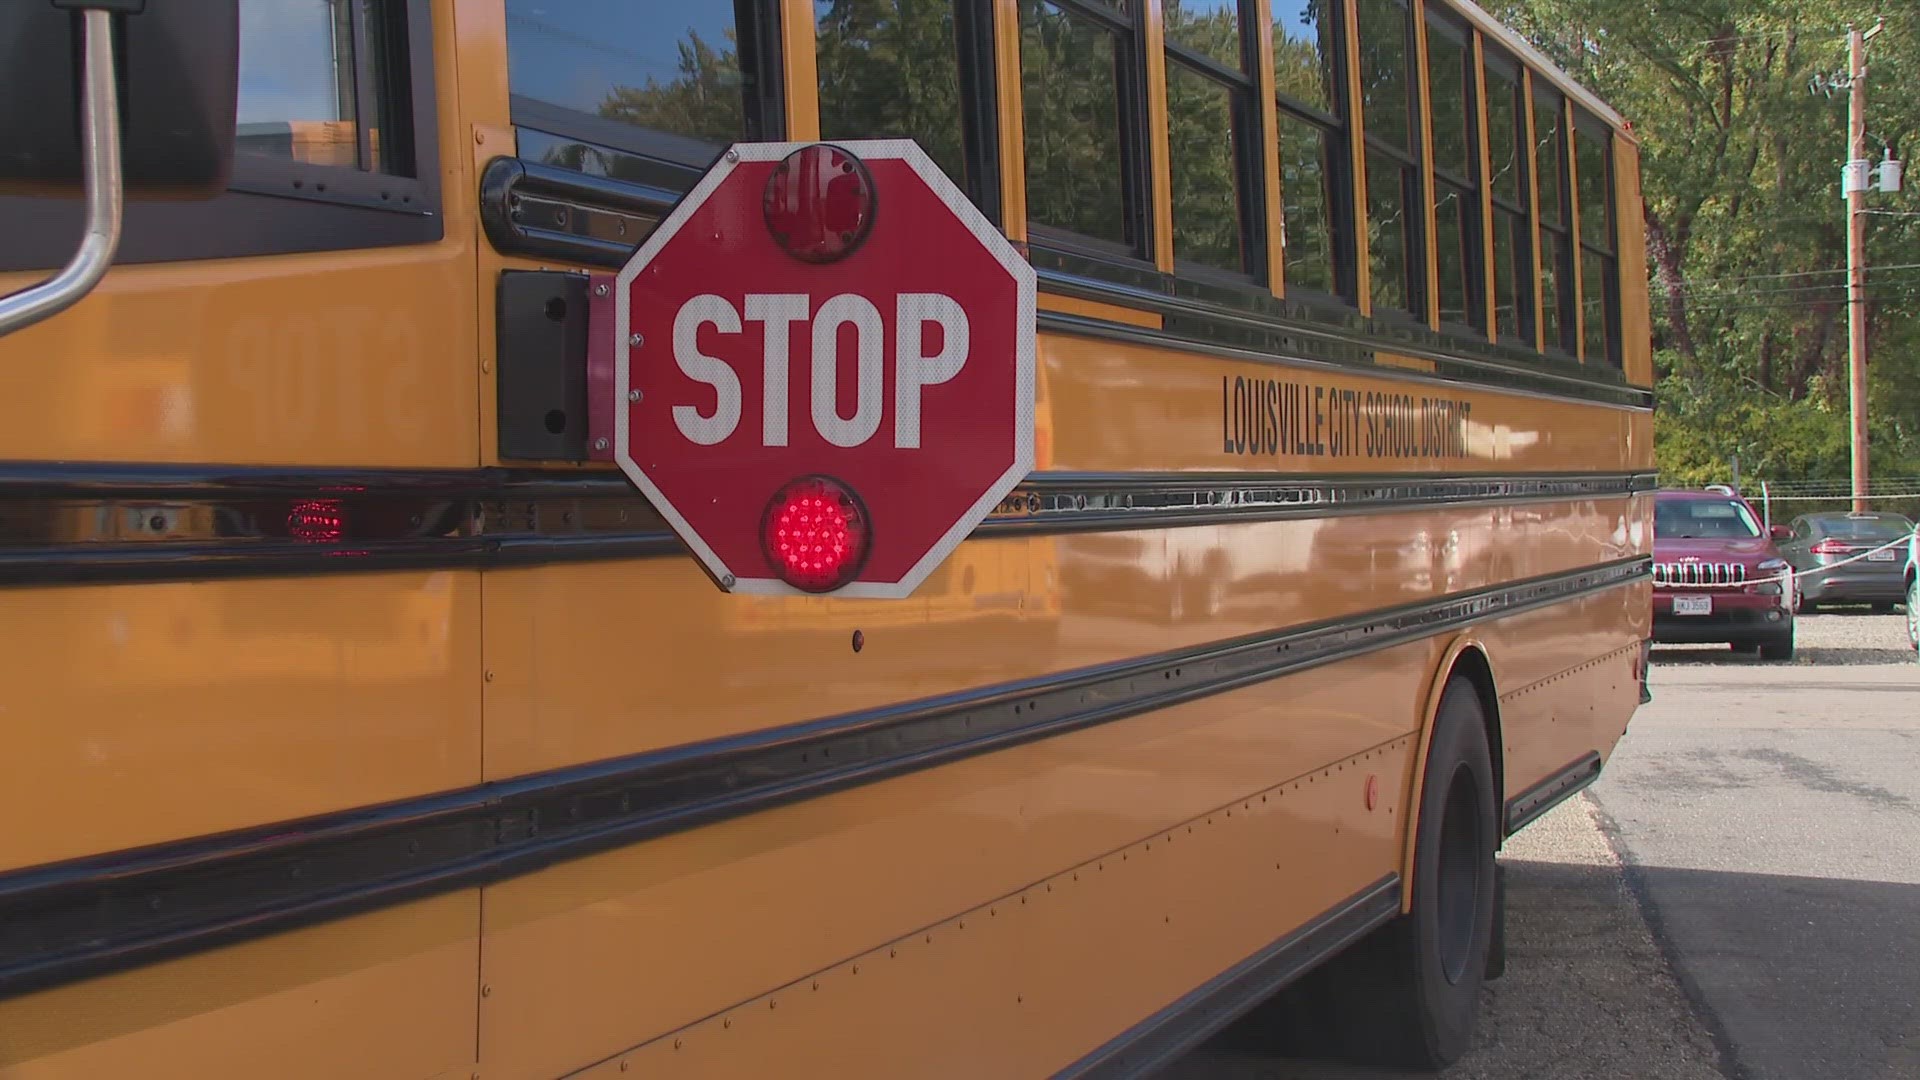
[{"left": 1488, "top": 0, "right": 1920, "bottom": 483}]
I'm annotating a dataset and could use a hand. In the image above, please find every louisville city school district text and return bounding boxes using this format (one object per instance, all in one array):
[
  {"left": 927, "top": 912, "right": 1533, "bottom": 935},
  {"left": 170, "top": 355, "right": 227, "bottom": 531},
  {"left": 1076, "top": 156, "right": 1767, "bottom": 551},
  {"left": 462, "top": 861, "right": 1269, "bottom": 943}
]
[{"left": 1221, "top": 375, "right": 1475, "bottom": 461}]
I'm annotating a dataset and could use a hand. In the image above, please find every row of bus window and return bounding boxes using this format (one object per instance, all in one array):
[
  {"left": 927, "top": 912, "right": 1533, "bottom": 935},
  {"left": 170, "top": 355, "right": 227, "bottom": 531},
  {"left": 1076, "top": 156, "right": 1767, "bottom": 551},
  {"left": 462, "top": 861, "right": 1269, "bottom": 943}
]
[
  {"left": 221, "top": 0, "right": 1619, "bottom": 365},
  {"left": 496, "top": 0, "right": 1621, "bottom": 365}
]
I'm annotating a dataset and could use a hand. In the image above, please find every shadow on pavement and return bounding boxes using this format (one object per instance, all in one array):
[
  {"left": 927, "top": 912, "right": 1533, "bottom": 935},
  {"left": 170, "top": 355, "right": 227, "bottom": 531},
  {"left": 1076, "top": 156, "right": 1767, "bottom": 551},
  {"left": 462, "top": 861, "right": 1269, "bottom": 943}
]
[{"left": 1611, "top": 862, "right": 1920, "bottom": 1080}]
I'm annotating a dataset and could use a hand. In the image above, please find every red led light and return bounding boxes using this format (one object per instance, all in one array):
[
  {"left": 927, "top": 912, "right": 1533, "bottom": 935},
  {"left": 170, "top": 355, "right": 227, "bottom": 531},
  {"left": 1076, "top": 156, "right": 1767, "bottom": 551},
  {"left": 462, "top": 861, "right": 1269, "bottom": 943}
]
[
  {"left": 762, "top": 143, "right": 876, "bottom": 264},
  {"left": 761, "top": 476, "right": 871, "bottom": 592},
  {"left": 287, "top": 499, "right": 344, "bottom": 543}
]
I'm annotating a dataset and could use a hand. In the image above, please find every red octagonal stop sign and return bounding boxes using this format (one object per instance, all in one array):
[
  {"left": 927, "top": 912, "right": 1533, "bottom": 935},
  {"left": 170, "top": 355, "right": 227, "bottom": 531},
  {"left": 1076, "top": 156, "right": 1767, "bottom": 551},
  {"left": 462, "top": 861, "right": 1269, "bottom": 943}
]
[{"left": 613, "top": 140, "right": 1036, "bottom": 598}]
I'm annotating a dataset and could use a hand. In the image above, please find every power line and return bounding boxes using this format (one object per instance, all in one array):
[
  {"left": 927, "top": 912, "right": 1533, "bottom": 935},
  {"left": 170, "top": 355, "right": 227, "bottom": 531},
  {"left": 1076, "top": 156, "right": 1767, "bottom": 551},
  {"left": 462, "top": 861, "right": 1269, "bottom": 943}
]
[{"left": 1672, "top": 261, "right": 1920, "bottom": 285}]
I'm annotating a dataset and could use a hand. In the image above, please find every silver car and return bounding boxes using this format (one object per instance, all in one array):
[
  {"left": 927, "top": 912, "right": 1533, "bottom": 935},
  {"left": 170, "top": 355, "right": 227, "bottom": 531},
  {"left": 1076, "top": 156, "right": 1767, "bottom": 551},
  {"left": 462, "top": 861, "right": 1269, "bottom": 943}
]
[{"left": 1778, "top": 511, "right": 1916, "bottom": 613}]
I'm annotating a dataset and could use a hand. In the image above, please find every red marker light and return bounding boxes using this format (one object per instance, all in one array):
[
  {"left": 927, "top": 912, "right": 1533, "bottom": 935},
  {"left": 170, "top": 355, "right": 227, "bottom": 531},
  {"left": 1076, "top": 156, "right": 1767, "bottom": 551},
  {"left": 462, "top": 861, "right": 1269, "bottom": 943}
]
[
  {"left": 287, "top": 499, "right": 344, "bottom": 543},
  {"left": 762, "top": 143, "right": 876, "bottom": 264},
  {"left": 761, "top": 476, "right": 871, "bottom": 592}
]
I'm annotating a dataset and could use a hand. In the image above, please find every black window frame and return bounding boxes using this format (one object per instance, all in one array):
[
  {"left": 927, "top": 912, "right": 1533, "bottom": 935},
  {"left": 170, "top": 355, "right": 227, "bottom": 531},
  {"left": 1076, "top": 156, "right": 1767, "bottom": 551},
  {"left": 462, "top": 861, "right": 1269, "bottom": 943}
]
[
  {"left": 1531, "top": 83, "right": 1576, "bottom": 359},
  {"left": 1481, "top": 47, "right": 1533, "bottom": 346},
  {"left": 1162, "top": 0, "right": 1267, "bottom": 284},
  {"left": 1, "top": 0, "right": 442, "bottom": 273},
  {"left": 1017, "top": 0, "right": 1159, "bottom": 274},
  {"left": 1271, "top": 0, "right": 1356, "bottom": 304},
  {"left": 1421, "top": 9, "right": 1483, "bottom": 338},
  {"left": 1356, "top": 0, "right": 1426, "bottom": 324},
  {"left": 503, "top": 0, "right": 786, "bottom": 200},
  {"left": 1572, "top": 108, "right": 1621, "bottom": 367}
]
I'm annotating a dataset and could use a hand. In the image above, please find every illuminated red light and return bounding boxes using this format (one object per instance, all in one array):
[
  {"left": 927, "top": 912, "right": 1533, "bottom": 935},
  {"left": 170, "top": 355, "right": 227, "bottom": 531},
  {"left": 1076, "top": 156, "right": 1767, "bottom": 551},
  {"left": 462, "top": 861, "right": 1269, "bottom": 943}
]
[
  {"left": 1810, "top": 539, "right": 1852, "bottom": 555},
  {"left": 761, "top": 476, "right": 870, "bottom": 592},
  {"left": 762, "top": 143, "right": 876, "bottom": 264},
  {"left": 287, "top": 499, "right": 344, "bottom": 543}
]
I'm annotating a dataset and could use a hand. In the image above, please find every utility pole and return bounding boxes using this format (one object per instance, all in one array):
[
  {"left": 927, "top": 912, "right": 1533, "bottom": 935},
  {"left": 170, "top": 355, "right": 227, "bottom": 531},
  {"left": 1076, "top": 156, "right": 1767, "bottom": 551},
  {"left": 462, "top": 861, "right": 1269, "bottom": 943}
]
[{"left": 1847, "top": 23, "right": 1869, "bottom": 513}]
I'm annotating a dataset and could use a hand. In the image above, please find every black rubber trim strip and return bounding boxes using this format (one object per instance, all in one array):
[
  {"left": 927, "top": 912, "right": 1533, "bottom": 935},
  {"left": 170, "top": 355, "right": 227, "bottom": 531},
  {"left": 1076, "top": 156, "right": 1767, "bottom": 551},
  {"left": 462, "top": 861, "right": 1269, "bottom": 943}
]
[
  {"left": 1058, "top": 875, "right": 1403, "bottom": 1079},
  {"left": 0, "top": 462, "right": 1657, "bottom": 587},
  {"left": 0, "top": 558, "right": 1645, "bottom": 1001},
  {"left": 1503, "top": 750, "right": 1604, "bottom": 835}
]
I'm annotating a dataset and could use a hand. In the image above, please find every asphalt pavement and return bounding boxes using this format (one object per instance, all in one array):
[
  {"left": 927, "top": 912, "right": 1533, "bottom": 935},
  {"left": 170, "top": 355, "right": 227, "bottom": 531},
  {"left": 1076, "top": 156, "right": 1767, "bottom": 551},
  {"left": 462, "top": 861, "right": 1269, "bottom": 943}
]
[
  {"left": 1160, "top": 613, "right": 1920, "bottom": 1079},
  {"left": 1594, "top": 613, "right": 1920, "bottom": 1080}
]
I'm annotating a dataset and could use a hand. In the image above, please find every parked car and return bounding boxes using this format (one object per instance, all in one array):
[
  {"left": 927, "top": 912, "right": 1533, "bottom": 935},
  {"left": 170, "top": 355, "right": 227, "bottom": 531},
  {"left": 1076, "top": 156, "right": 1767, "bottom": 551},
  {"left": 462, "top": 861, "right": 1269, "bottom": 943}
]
[
  {"left": 1651, "top": 489, "right": 1796, "bottom": 659},
  {"left": 1777, "top": 511, "right": 1915, "bottom": 613}
]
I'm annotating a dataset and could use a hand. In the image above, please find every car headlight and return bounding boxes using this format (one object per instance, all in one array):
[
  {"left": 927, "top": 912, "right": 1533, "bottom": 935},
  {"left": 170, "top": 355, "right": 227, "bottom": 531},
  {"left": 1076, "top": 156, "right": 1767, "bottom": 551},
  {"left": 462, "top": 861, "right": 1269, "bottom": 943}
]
[{"left": 1758, "top": 558, "right": 1789, "bottom": 572}]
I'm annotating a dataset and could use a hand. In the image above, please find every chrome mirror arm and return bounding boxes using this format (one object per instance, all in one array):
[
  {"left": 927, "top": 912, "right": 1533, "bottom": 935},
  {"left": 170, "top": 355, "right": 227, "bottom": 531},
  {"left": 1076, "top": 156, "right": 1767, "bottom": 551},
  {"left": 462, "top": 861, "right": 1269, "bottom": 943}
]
[{"left": 0, "top": 9, "right": 124, "bottom": 338}]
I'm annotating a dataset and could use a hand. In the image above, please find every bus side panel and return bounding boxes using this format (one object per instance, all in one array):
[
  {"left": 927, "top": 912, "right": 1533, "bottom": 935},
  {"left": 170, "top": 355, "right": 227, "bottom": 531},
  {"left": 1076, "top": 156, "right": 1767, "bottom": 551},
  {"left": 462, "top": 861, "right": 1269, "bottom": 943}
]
[
  {"left": 477, "top": 499, "right": 1634, "bottom": 780},
  {"left": 0, "top": 572, "right": 483, "bottom": 871},
  {"left": 0, "top": 245, "right": 478, "bottom": 468},
  {"left": 1042, "top": 334, "right": 1638, "bottom": 475},
  {"left": 474, "top": 643, "right": 1429, "bottom": 1080},
  {"left": 1485, "top": 573, "right": 1652, "bottom": 804},
  {"left": 0, "top": 894, "right": 478, "bottom": 1080},
  {"left": 1485, "top": 490, "right": 1651, "bottom": 803}
]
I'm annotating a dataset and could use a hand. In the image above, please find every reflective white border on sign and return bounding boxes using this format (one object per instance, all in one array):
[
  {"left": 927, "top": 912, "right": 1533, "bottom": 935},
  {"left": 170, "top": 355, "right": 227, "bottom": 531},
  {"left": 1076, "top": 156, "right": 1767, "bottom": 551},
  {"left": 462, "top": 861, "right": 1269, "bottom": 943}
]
[{"left": 613, "top": 139, "right": 1039, "bottom": 600}]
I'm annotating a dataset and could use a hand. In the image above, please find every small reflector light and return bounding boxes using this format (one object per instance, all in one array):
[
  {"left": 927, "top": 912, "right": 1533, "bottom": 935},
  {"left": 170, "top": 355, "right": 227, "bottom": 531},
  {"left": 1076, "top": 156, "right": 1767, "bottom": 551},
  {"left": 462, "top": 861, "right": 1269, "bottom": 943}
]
[
  {"left": 762, "top": 144, "right": 876, "bottom": 264},
  {"left": 761, "top": 475, "right": 871, "bottom": 592},
  {"left": 288, "top": 499, "right": 344, "bottom": 543}
]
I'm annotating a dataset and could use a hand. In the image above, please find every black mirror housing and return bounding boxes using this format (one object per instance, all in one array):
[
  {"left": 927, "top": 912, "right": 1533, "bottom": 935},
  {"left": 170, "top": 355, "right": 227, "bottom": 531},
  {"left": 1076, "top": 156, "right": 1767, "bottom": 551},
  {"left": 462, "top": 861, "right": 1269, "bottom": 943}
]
[{"left": 0, "top": 1, "right": 239, "bottom": 199}]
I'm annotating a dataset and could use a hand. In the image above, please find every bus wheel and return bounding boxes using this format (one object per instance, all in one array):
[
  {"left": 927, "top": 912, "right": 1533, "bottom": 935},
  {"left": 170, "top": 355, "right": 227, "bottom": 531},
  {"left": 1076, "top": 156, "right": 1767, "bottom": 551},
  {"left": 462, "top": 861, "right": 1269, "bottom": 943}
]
[{"left": 1321, "top": 678, "right": 1497, "bottom": 1068}]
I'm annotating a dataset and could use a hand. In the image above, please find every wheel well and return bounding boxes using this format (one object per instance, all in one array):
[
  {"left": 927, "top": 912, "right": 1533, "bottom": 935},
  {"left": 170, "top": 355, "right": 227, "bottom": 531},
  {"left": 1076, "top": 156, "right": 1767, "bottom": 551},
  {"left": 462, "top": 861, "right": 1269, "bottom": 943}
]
[{"left": 1443, "top": 646, "right": 1504, "bottom": 838}]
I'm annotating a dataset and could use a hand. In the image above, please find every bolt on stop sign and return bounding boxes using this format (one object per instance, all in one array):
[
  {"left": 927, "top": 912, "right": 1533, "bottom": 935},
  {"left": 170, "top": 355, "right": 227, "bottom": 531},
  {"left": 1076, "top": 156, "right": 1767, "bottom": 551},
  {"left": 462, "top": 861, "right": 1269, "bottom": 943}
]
[{"left": 613, "top": 139, "right": 1037, "bottom": 598}]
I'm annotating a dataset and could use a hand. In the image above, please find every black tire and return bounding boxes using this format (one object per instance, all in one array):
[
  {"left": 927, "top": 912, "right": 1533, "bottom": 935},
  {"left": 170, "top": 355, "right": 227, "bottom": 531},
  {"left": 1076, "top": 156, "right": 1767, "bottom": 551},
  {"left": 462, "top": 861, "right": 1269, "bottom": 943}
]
[
  {"left": 1730, "top": 641, "right": 1761, "bottom": 654},
  {"left": 1759, "top": 629, "right": 1795, "bottom": 662},
  {"left": 1254, "top": 678, "right": 1497, "bottom": 1069},
  {"left": 1872, "top": 601, "right": 1898, "bottom": 616}
]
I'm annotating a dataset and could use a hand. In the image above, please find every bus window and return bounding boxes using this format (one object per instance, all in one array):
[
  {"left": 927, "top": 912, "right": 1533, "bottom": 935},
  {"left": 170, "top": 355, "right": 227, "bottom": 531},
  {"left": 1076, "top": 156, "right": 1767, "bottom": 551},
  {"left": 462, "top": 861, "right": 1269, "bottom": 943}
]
[
  {"left": 1355, "top": 0, "right": 1421, "bottom": 320},
  {"left": 1574, "top": 112, "right": 1619, "bottom": 365},
  {"left": 504, "top": 0, "right": 778, "bottom": 192},
  {"left": 1533, "top": 86, "right": 1576, "bottom": 356},
  {"left": 1164, "top": 0, "right": 1258, "bottom": 277},
  {"left": 1424, "top": 11, "right": 1481, "bottom": 334},
  {"left": 1271, "top": 0, "right": 1346, "bottom": 299},
  {"left": 814, "top": 0, "right": 998, "bottom": 217},
  {"left": 1017, "top": 0, "right": 1148, "bottom": 259},
  {"left": 1483, "top": 51, "right": 1533, "bottom": 345}
]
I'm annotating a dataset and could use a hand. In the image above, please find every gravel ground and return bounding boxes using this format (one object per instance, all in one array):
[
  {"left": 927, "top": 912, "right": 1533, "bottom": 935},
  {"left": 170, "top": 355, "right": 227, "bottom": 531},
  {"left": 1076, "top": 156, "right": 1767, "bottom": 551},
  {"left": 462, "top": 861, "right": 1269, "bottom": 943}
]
[{"left": 1653, "top": 608, "right": 1916, "bottom": 667}]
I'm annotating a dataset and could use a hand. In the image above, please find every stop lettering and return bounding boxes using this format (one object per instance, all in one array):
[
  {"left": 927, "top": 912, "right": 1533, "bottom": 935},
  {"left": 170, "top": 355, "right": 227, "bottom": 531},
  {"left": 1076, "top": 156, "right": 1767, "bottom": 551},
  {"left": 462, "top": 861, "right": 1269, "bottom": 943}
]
[
  {"left": 668, "top": 291, "right": 968, "bottom": 450},
  {"left": 612, "top": 140, "right": 1036, "bottom": 598}
]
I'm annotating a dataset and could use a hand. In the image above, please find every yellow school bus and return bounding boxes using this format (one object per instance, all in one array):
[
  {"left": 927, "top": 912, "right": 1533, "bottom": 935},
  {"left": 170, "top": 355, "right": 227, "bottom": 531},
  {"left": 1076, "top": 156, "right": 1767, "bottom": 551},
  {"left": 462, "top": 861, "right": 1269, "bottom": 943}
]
[{"left": 0, "top": 1, "right": 1651, "bottom": 1077}]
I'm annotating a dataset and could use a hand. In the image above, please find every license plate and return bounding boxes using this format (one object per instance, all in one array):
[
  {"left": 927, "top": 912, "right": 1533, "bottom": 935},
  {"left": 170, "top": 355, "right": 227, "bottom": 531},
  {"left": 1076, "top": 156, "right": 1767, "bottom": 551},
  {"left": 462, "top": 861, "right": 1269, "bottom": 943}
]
[
  {"left": 1672, "top": 596, "right": 1712, "bottom": 616},
  {"left": 1870, "top": 549, "right": 1897, "bottom": 562}
]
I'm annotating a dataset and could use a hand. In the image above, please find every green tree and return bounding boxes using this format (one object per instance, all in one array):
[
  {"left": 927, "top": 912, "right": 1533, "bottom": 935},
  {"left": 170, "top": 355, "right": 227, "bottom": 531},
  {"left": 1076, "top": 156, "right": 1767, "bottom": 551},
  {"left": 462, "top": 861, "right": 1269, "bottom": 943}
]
[
  {"left": 598, "top": 29, "right": 745, "bottom": 148},
  {"left": 1487, "top": 0, "right": 1920, "bottom": 483}
]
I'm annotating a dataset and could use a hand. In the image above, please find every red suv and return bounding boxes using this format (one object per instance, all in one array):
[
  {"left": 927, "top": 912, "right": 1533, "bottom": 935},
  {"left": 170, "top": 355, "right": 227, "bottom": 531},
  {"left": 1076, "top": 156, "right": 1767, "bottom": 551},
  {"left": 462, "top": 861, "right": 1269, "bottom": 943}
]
[{"left": 1652, "top": 488, "right": 1796, "bottom": 660}]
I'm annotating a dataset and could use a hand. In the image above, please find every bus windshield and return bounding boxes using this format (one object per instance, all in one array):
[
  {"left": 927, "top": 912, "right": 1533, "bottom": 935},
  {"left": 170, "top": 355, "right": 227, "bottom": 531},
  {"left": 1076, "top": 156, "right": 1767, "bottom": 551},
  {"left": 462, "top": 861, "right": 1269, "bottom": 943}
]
[{"left": 1655, "top": 498, "right": 1761, "bottom": 540}]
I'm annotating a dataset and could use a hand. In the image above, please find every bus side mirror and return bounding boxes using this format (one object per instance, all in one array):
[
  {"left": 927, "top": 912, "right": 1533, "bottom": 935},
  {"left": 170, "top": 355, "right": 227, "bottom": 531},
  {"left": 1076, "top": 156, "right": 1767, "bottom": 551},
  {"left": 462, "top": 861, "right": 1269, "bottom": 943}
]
[
  {"left": 0, "top": 1, "right": 238, "bottom": 338},
  {"left": 0, "top": 1, "right": 240, "bottom": 199}
]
